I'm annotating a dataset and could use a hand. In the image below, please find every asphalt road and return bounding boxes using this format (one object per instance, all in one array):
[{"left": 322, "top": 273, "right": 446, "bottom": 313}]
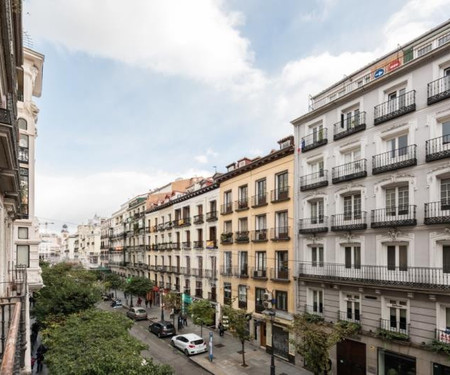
[{"left": 98, "top": 301, "right": 212, "bottom": 375}]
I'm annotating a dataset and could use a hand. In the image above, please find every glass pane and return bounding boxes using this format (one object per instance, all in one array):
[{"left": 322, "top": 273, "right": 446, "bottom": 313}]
[
  {"left": 354, "top": 247, "right": 361, "bottom": 269},
  {"left": 387, "top": 246, "right": 396, "bottom": 270},
  {"left": 345, "top": 247, "right": 351, "bottom": 268},
  {"left": 399, "top": 246, "right": 408, "bottom": 271}
]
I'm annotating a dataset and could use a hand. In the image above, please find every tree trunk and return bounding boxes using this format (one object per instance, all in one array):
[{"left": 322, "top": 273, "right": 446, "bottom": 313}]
[{"left": 241, "top": 340, "right": 246, "bottom": 366}]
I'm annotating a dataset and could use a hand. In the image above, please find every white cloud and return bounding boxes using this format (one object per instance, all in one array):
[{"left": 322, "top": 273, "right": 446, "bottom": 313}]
[
  {"left": 194, "top": 155, "right": 208, "bottom": 164},
  {"left": 24, "top": 0, "right": 266, "bottom": 93},
  {"left": 299, "top": 0, "right": 337, "bottom": 22},
  {"left": 194, "top": 148, "right": 219, "bottom": 164}
]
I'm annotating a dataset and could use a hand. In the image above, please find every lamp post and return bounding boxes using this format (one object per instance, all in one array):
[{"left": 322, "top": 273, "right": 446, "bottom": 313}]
[
  {"left": 161, "top": 290, "right": 165, "bottom": 321},
  {"left": 269, "top": 310, "right": 276, "bottom": 375}
]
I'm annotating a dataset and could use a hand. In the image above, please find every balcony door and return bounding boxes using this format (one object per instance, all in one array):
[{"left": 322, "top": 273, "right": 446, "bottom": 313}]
[
  {"left": 311, "top": 246, "right": 324, "bottom": 268},
  {"left": 441, "top": 179, "right": 450, "bottom": 210},
  {"left": 344, "top": 246, "right": 361, "bottom": 269},
  {"left": 387, "top": 245, "right": 408, "bottom": 271},
  {"left": 311, "top": 123, "right": 324, "bottom": 143},
  {"left": 341, "top": 108, "right": 360, "bottom": 130},
  {"left": 388, "top": 88, "right": 406, "bottom": 113},
  {"left": 386, "top": 185, "right": 409, "bottom": 216},
  {"left": 310, "top": 200, "right": 324, "bottom": 224},
  {"left": 343, "top": 194, "right": 361, "bottom": 220},
  {"left": 310, "top": 160, "right": 324, "bottom": 177},
  {"left": 443, "top": 246, "right": 450, "bottom": 274},
  {"left": 255, "top": 179, "right": 266, "bottom": 204},
  {"left": 388, "top": 300, "right": 408, "bottom": 333},
  {"left": 388, "top": 134, "right": 408, "bottom": 159}
]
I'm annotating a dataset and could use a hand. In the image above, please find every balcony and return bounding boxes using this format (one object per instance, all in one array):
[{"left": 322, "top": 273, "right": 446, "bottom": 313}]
[
  {"left": 205, "top": 240, "right": 218, "bottom": 249},
  {"left": 379, "top": 319, "right": 409, "bottom": 340},
  {"left": 300, "top": 170, "right": 328, "bottom": 191},
  {"left": 220, "top": 266, "right": 233, "bottom": 277},
  {"left": 426, "top": 135, "right": 450, "bottom": 162},
  {"left": 208, "top": 292, "right": 217, "bottom": 302},
  {"left": 297, "top": 261, "right": 450, "bottom": 290},
  {"left": 338, "top": 310, "right": 361, "bottom": 324},
  {"left": 235, "top": 231, "right": 249, "bottom": 243},
  {"left": 174, "top": 217, "right": 191, "bottom": 228},
  {"left": 157, "top": 223, "right": 165, "bottom": 232},
  {"left": 173, "top": 242, "right": 181, "bottom": 250},
  {"left": 425, "top": 201, "right": 450, "bottom": 225},
  {"left": 237, "top": 266, "right": 249, "bottom": 278},
  {"left": 332, "top": 159, "right": 367, "bottom": 184},
  {"left": 206, "top": 211, "right": 218, "bottom": 221},
  {"left": 374, "top": 90, "right": 416, "bottom": 125},
  {"left": 371, "top": 205, "right": 417, "bottom": 228},
  {"left": 252, "top": 194, "right": 267, "bottom": 208},
  {"left": 235, "top": 199, "right": 249, "bottom": 211},
  {"left": 220, "top": 232, "right": 233, "bottom": 244},
  {"left": 0, "top": 108, "right": 20, "bottom": 194},
  {"left": 331, "top": 212, "right": 367, "bottom": 231},
  {"left": 164, "top": 221, "right": 173, "bottom": 230},
  {"left": 300, "top": 128, "right": 328, "bottom": 152},
  {"left": 436, "top": 328, "right": 450, "bottom": 345},
  {"left": 255, "top": 303, "right": 265, "bottom": 313},
  {"left": 270, "top": 227, "right": 290, "bottom": 241},
  {"left": 305, "top": 304, "right": 323, "bottom": 317},
  {"left": 298, "top": 217, "right": 328, "bottom": 234},
  {"left": 333, "top": 112, "right": 366, "bottom": 141},
  {"left": 193, "top": 214, "right": 204, "bottom": 224},
  {"left": 192, "top": 268, "right": 204, "bottom": 278},
  {"left": 181, "top": 267, "right": 192, "bottom": 276},
  {"left": 220, "top": 203, "right": 233, "bottom": 215},
  {"left": 204, "top": 269, "right": 218, "bottom": 280},
  {"left": 270, "top": 267, "right": 290, "bottom": 282},
  {"left": 372, "top": 145, "right": 417, "bottom": 174},
  {"left": 251, "top": 268, "right": 268, "bottom": 280},
  {"left": 271, "top": 187, "right": 290, "bottom": 203},
  {"left": 182, "top": 241, "right": 191, "bottom": 250},
  {"left": 193, "top": 241, "right": 204, "bottom": 249},
  {"left": 251, "top": 229, "right": 268, "bottom": 242},
  {"left": 18, "top": 146, "right": 28, "bottom": 164},
  {"left": 428, "top": 76, "right": 450, "bottom": 105}
]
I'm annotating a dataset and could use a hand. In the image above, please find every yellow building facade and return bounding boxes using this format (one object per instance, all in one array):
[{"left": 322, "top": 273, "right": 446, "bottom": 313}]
[{"left": 217, "top": 136, "right": 296, "bottom": 363}]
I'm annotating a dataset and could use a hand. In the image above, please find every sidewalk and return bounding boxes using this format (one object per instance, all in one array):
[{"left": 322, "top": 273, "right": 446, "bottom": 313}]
[{"left": 117, "top": 290, "right": 312, "bottom": 375}]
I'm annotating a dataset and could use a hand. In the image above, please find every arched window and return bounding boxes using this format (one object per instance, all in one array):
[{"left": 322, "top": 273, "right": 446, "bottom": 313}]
[{"left": 18, "top": 118, "right": 27, "bottom": 130}]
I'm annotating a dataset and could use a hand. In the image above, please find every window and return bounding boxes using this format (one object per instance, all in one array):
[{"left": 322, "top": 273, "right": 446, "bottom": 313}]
[
  {"left": 387, "top": 87, "right": 406, "bottom": 113},
  {"left": 344, "top": 294, "right": 360, "bottom": 322},
  {"left": 224, "top": 220, "right": 232, "bottom": 233},
  {"left": 276, "top": 251, "right": 288, "bottom": 279},
  {"left": 340, "top": 107, "right": 360, "bottom": 130},
  {"left": 255, "top": 179, "right": 267, "bottom": 205},
  {"left": 275, "top": 291, "right": 287, "bottom": 311},
  {"left": 344, "top": 246, "right": 361, "bottom": 269},
  {"left": 276, "top": 171, "right": 288, "bottom": 195},
  {"left": 238, "top": 285, "right": 247, "bottom": 309},
  {"left": 417, "top": 43, "right": 432, "bottom": 57},
  {"left": 18, "top": 118, "right": 27, "bottom": 130},
  {"left": 441, "top": 179, "right": 450, "bottom": 209},
  {"left": 310, "top": 123, "right": 324, "bottom": 143},
  {"left": 310, "top": 159, "right": 324, "bottom": 176},
  {"left": 387, "top": 299, "right": 408, "bottom": 332},
  {"left": 17, "top": 245, "right": 29, "bottom": 267},
  {"left": 18, "top": 227, "right": 28, "bottom": 239},
  {"left": 255, "top": 215, "right": 266, "bottom": 231},
  {"left": 238, "top": 185, "right": 248, "bottom": 207},
  {"left": 239, "top": 252, "right": 248, "bottom": 276},
  {"left": 386, "top": 185, "right": 409, "bottom": 215},
  {"left": 311, "top": 289, "right": 323, "bottom": 314},
  {"left": 443, "top": 246, "right": 450, "bottom": 273},
  {"left": 255, "top": 288, "right": 265, "bottom": 312},
  {"left": 224, "top": 283, "right": 232, "bottom": 305},
  {"left": 388, "top": 134, "right": 408, "bottom": 158},
  {"left": 19, "top": 134, "right": 29, "bottom": 148},
  {"left": 438, "top": 32, "right": 450, "bottom": 46},
  {"left": 310, "top": 199, "right": 324, "bottom": 223},
  {"left": 311, "top": 246, "right": 324, "bottom": 267},
  {"left": 255, "top": 252, "right": 266, "bottom": 275},
  {"left": 276, "top": 211, "right": 288, "bottom": 238},
  {"left": 387, "top": 245, "right": 408, "bottom": 271},
  {"left": 442, "top": 120, "right": 450, "bottom": 143},
  {"left": 343, "top": 194, "right": 361, "bottom": 220},
  {"left": 343, "top": 148, "right": 361, "bottom": 164},
  {"left": 238, "top": 218, "right": 248, "bottom": 232},
  {"left": 224, "top": 252, "right": 232, "bottom": 274}
]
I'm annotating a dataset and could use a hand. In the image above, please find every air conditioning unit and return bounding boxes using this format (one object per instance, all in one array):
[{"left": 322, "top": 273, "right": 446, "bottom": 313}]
[
  {"left": 263, "top": 300, "right": 273, "bottom": 309},
  {"left": 263, "top": 292, "right": 272, "bottom": 301}
]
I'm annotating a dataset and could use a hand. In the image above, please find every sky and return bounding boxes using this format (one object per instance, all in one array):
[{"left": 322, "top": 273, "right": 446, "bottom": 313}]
[{"left": 22, "top": 0, "right": 450, "bottom": 232}]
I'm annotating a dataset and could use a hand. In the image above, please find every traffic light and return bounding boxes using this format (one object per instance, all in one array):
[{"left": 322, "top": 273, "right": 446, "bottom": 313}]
[{"left": 263, "top": 292, "right": 273, "bottom": 309}]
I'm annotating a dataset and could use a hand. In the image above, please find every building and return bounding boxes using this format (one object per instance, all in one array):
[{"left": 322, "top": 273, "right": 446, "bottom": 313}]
[
  {"left": 76, "top": 216, "right": 102, "bottom": 269},
  {"left": 216, "top": 136, "right": 296, "bottom": 363},
  {"left": 38, "top": 232, "right": 62, "bottom": 263},
  {"left": 292, "top": 20, "right": 450, "bottom": 375}
]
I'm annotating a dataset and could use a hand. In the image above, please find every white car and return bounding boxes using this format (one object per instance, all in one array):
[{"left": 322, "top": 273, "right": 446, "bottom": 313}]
[{"left": 170, "top": 333, "right": 207, "bottom": 356}]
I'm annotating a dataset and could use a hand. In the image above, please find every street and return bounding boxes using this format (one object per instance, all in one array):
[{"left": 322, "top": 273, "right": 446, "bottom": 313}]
[{"left": 98, "top": 300, "right": 213, "bottom": 375}]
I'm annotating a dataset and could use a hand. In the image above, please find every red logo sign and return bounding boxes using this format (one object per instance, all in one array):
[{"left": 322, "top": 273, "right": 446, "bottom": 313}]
[{"left": 387, "top": 59, "right": 401, "bottom": 72}]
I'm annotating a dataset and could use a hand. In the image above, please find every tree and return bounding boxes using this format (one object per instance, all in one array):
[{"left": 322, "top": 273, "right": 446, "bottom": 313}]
[
  {"left": 124, "top": 277, "right": 154, "bottom": 306},
  {"left": 163, "top": 292, "right": 181, "bottom": 328},
  {"left": 290, "top": 313, "right": 360, "bottom": 375},
  {"left": 188, "top": 299, "right": 214, "bottom": 337},
  {"left": 222, "top": 305, "right": 252, "bottom": 367},
  {"left": 42, "top": 309, "right": 173, "bottom": 375},
  {"left": 104, "top": 273, "right": 124, "bottom": 298}
]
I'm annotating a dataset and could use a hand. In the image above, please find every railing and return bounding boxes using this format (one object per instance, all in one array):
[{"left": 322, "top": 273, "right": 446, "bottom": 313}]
[
  {"left": 436, "top": 328, "right": 450, "bottom": 344},
  {"left": 205, "top": 240, "right": 217, "bottom": 249},
  {"left": 18, "top": 147, "right": 28, "bottom": 163},
  {"left": 270, "top": 267, "right": 290, "bottom": 281},
  {"left": 220, "top": 232, "right": 233, "bottom": 244},
  {"left": 255, "top": 303, "right": 265, "bottom": 313},
  {"left": 193, "top": 241, "right": 204, "bottom": 249},
  {"left": 164, "top": 221, "right": 173, "bottom": 230},
  {"left": 235, "top": 199, "right": 249, "bottom": 211},
  {"left": 173, "top": 242, "right": 181, "bottom": 250},
  {"left": 300, "top": 128, "right": 328, "bottom": 152},
  {"left": 220, "top": 203, "right": 233, "bottom": 215},
  {"left": 333, "top": 112, "right": 366, "bottom": 140},
  {"left": 220, "top": 266, "right": 233, "bottom": 277},
  {"left": 182, "top": 241, "right": 191, "bottom": 250},
  {"left": 332, "top": 159, "right": 367, "bottom": 184},
  {"left": 425, "top": 201, "right": 450, "bottom": 225},
  {"left": 297, "top": 261, "right": 450, "bottom": 289},
  {"left": 338, "top": 310, "right": 360, "bottom": 323},
  {"left": 181, "top": 267, "right": 192, "bottom": 276},
  {"left": 235, "top": 231, "right": 249, "bottom": 243},
  {"left": 428, "top": 75, "right": 450, "bottom": 105},
  {"left": 331, "top": 212, "right": 367, "bottom": 231},
  {"left": 204, "top": 270, "right": 218, "bottom": 280},
  {"left": 298, "top": 217, "right": 328, "bottom": 234},
  {"left": 305, "top": 304, "right": 323, "bottom": 316},
  {"left": 372, "top": 145, "right": 417, "bottom": 174},
  {"left": 380, "top": 318, "right": 409, "bottom": 337},
  {"left": 426, "top": 135, "right": 450, "bottom": 162},
  {"left": 206, "top": 211, "right": 218, "bottom": 221},
  {"left": 237, "top": 266, "right": 249, "bottom": 278},
  {"left": 0, "top": 300, "right": 23, "bottom": 375},
  {"left": 174, "top": 217, "right": 191, "bottom": 227},
  {"left": 271, "top": 187, "right": 290, "bottom": 202},
  {"left": 251, "top": 268, "right": 268, "bottom": 279},
  {"left": 300, "top": 170, "right": 328, "bottom": 191},
  {"left": 252, "top": 194, "right": 267, "bottom": 207},
  {"left": 192, "top": 268, "right": 204, "bottom": 278},
  {"left": 193, "top": 214, "right": 204, "bottom": 224},
  {"left": 371, "top": 205, "right": 417, "bottom": 228},
  {"left": 374, "top": 90, "right": 416, "bottom": 125},
  {"left": 270, "top": 227, "right": 290, "bottom": 241},
  {"left": 251, "top": 229, "right": 268, "bottom": 242}
]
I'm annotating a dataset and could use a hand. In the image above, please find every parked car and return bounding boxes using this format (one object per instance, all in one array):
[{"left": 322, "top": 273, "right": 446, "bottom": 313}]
[
  {"left": 170, "top": 333, "right": 207, "bottom": 356},
  {"left": 127, "top": 307, "right": 148, "bottom": 321},
  {"left": 148, "top": 321, "right": 176, "bottom": 338},
  {"left": 110, "top": 299, "right": 122, "bottom": 308}
]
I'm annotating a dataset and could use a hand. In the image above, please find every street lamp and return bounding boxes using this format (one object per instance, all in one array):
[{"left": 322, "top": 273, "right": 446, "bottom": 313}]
[
  {"left": 268, "top": 310, "right": 276, "bottom": 375},
  {"left": 161, "top": 290, "right": 165, "bottom": 321}
]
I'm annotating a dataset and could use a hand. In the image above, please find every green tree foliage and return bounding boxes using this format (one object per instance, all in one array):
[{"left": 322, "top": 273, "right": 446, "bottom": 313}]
[
  {"left": 104, "top": 273, "right": 124, "bottom": 298},
  {"left": 43, "top": 309, "right": 173, "bottom": 375},
  {"left": 188, "top": 299, "right": 214, "bottom": 337},
  {"left": 290, "top": 314, "right": 360, "bottom": 375},
  {"left": 124, "top": 276, "right": 154, "bottom": 298},
  {"left": 33, "top": 262, "right": 101, "bottom": 324},
  {"left": 164, "top": 292, "right": 181, "bottom": 328},
  {"left": 222, "top": 305, "right": 252, "bottom": 367}
]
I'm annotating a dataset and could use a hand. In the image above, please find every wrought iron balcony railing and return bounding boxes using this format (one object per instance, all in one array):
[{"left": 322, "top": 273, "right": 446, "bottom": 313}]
[
  {"left": 255, "top": 303, "right": 265, "bottom": 313},
  {"left": 251, "top": 229, "right": 268, "bottom": 242},
  {"left": 333, "top": 111, "right": 366, "bottom": 140},
  {"left": 425, "top": 201, "right": 450, "bottom": 225},
  {"left": 428, "top": 76, "right": 450, "bottom": 105},
  {"left": 271, "top": 187, "right": 289, "bottom": 202},
  {"left": 301, "top": 128, "right": 328, "bottom": 152},
  {"left": 193, "top": 241, "right": 204, "bottom": 249},
  {"left": 436, "top": 328, "right": 450, "bottom": 344},
  {"left": 305, "top": 304, "right": 323, "bottom": 316},
  {"left": 372, "top": 145, "right": 417, "bottom": 174},
  {"left": 374, "top": 90, "right": 416, "bottom": 125},
  {"left": 270, "top": 227, "right": 290, "bottom": 241},
  {"left": 220, "top": 232, "right": 233, "bottom": 244},
  {"left": 174, "top": 217, "right": 191, "bottom": 227},
  {"left": 297, "top": 261, "right": 450, "bottom": 289},
  {"left": 235, "top": 231, "right": 249, "bottom": 243},
  {"left": 332, "top": 159, "right": 367, "bottom": 184},
  {"left": 331, "top": 212, "right": 367, "bottom": 231},
  {"left": 426, "top": 135, "right": 450, "bottom": 162},
  {"left": 193, "top": 214, "right": 204, "bottom": 224},
  {"left": 205, "top": 240, "right": 218, "bottom": 249},
  {"left": 380, "top": 318, "right": 409, "bottom": 338},
  {"left": 298, "top": 217, "right": 328, "bottom": 234},
  {"left": 220, "top": 203, "right": 233, "bottom": 215},
  {"left": 338, "top": 310, "right": 361, "bottom": 323},
  {"left": 251, "top": 268, "right": 268, "bottom": 279},
  {"left": 220, "top": 266, "right": 233, "bottom": 277},
  {"left": 235, "top": 199, "right": 249, "bottom": 211},
  {"left": 204, "top": 269, "right": 218, "bottom": 280},
  {"left": 269, "top": 267, "right": 290, "bottom": 281},
  {"left": 300, "top": 170, "right": 328, "bottom": 191},
  {"left": 0, "top": 299, "right": 24, "bottom": 375},
  {"left": 182, "top": 241, "right": 191, "bottom": 250},
  {"left": 206, "top": 211, "right": 218, "bottom": 221},
  {"left": 371, "top": 205, "right": 417, "bottom": 228},
  {"left": 252, "top": 194, "right": 267, "bottom": 207}
]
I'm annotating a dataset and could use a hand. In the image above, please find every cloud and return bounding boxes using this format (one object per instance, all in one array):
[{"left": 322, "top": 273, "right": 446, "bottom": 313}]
[
  {"left": 194, "top": 148, "right": 219, "bottom": 164},
  {"left": 24, "top": 0, "right": 266, "bottom": 94},
  {"left": 299, "top": 0, "right": 337, "bottom": 22}
]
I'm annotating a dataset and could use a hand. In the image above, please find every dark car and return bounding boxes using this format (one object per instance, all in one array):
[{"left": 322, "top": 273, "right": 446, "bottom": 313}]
[
  {"left": 110, "top": 299, "right": 122, "bottom": 308},
  {"left": 148, "top": 321, "right": 176, "bottom": 338}
]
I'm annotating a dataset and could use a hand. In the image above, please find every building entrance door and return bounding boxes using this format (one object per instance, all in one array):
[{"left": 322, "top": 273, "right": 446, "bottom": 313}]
[
  {"left": 260, "top": 322, "right": 266, "bottom": 347},
  {"left": 337, "top": 339, "right": 366, "bottom": 375}
]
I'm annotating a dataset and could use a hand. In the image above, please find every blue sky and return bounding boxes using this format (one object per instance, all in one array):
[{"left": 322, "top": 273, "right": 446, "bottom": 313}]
[{"left": 23, "top": 0, "right": 450, "bottom": 231}]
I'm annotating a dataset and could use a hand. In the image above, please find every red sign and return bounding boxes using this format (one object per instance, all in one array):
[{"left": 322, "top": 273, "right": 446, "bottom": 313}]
[{"left": 387, "top": 59, "right": 401, "bottom": 72}]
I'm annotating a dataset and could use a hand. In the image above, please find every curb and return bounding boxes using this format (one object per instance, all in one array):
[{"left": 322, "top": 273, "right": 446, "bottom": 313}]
[{"left": 187, "top": 355, "right": 226, "bottom": 375}]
